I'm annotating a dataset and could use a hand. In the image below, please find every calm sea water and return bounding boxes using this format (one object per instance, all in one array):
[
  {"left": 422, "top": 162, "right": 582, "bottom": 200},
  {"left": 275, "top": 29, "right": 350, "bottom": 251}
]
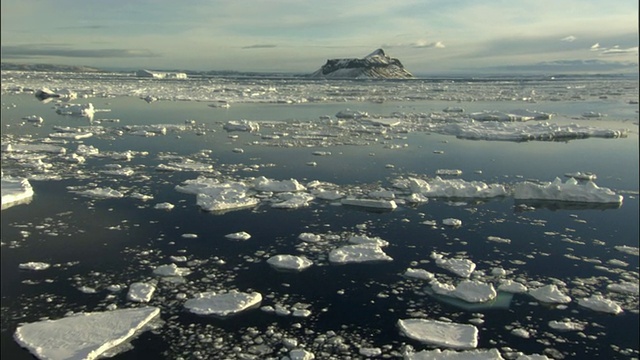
[{"left": 1, "top": 75, "right": 638, "bottom": 359}]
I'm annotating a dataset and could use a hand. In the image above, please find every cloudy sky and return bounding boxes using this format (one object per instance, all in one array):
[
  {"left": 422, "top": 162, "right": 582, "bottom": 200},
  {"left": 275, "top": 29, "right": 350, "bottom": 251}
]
[{"left": 1, "top": 0, "right": 638, "bottom": 74}]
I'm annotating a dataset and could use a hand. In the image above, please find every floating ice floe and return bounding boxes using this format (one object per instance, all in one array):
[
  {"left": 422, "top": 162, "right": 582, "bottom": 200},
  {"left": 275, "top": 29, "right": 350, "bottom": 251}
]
[
  {"left": 405, "top": 348, "right": 504, "bottom": 360},
  {"left": 436, "top": 169, "right": 463, "bottom": 176},
  {"left": 153, "top": 263, "right": 191, "bottom": 277},
  {"left": 497, "top": 280, "right": 528, "bottom": 294},
  {"left": 56, "top": 103, "right": 95, "bottom": 118},
  {"left": 432, "top": 252, "right": 476, "bottom": 278},
  {"left": 614, "top": 245, "right": 639, "bottom": 256},
  {"left": 431, "top": 279, "right": 497, "bottom": 303},
  {"left": 442, "top": 218, "right": 462, "bottom": 227},
  {"left": 223, "top": 120, "right": 259, "bottom": 132},
  {"left": 18, "top": 262, "right": 50, "bottom": 271},
  {"left": 3, "top": 143, "right": 66, "bottom": 154},
  {"left": 607, "top": 281, "right": 639, "bottom": 295},
  {"left": 348, "top": 234, "right": 389, "bottom": 247},
  {"left": 14, "top": 307, "right": 160, "bottom": 360},
  {"left": 23, "top": 115, "right": 44, "bottom": 123},
  {"left": 564, "top": 171, "right": 597, "bottom": 181},
  {"left": 267, "top": 255, "right": 313, "bottom": 271},
  {"left": 127, "top": 282, "right": 156, "bottom": 303},
  {"left": 528, "top": 284, "right": 572, "bottom": 304},
  {"left": 329, "top": 244, "right": 393, "bottom": 264},
  {"left": 1, "top": 177, "right": 34, "bottom": 210},
  {"left": 403, "top": 268, "right": 435, "bottom": 281},
  {"left": 72, "top": 187, "right": 124, "bottom": 199},
  {"left": 184, "top": 291, "right": 262, "bottom": 317},
  {"left": 577, "top": 294, "right": 623, "bottom": 314},
  {"left": 396, "top": 177, "right": 508, "bottom": 198},
  {"left": 397, "top": 318, "right": 478, "bottom": 349},
  {"left": 514, "top": 178, "right": 623, "bottom": 203},
  {"left": 271, "top": 192, "right": 315, "bottom": 209},
  {"left": 341, "top": 198, "right": 398, "bottom": 210},
  {"left": 154, "top": 202, "right": 175, "bottom": 210},
  {"left": 176, "top": 178, "right": 259, "bottom": 213},
  {"left": 548, "top": 319, "right": 586, "bottom": 332},
  {"left": 225, "top": 231, "right": 252, "bottom": 241},
  {"left": 288, "top": 348, "right": 316, "bottom": 360},
  {"left": 255, "top": 176, "right": 306, "bottom": 192}
]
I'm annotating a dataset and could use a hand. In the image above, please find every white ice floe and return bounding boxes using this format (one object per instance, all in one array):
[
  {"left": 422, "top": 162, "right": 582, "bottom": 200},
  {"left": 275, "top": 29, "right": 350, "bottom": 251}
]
[
  {"left": 397, "top": 177, "right": 508, "bottom": 198},
  {"left": 341, "top": 198, "right": 398, "bottom": 210},
  {"left": 513, "top": 178, "right": 623, "bottom": 203},
  {"left": 607, "top": 281, "right": 639, "bottom": 295},
  {"left": 328, "top": 244, "right": 393, "bottom": 264},
  {"left": 397, "top": 318, "right": 478, "bottom": 349},
  {"left": 435, "top": 280, "right": 498, "bottom": 303},
  {"left": 266, "top": 255, "right": 313, "bottom": 271},
  {"left": 436, "top": 169, "right": 463, "bottom": 176},
  {"left": 348, "top": 234, "right": 389, "bottom": 247},
  {"left": 404, "top": 268, "right": 435, "bottom": 281},
  {"left": 223, "top": 120, "right": 259, "bottom": 132},
  {"left": 406, "top": 348, "right": 504, "bottom": 360},
  {"left": 528, "top": 284, "right": 572, "bottom": 304},
  {"left": 23, "top": 115, "right": 44, "bottom": 123},
  {"left": 432, "top": 252, "right": 476, "bottom": 278},
  {"left": 442, "top": 218, "right": 462, "bottom": 227},
  {"left": 288, "top": 348, "right": 316, "bottom": 360},
  {"left": 73, "top": 187, "right": 124, "bottom": 199},
  {"left": 577, "top": 294, "right": 623, "bottom": 314},
  {"left": 14, "top": 307, "right": 160, "bottom": 360},
  {"left": 548, "top": 319, "right": 586, "bottom": 331},
  {"left": 614, "top": 245, "right": 639, "bottom": 256},
  {"left": 56, "top": 103, "right": 95, "bottom": 118},
  {"left": 1, "top": 177, "right": 34, "bottom": 210},
  {"left": 184, "top": 291, "right": 262, "bottom": 317},
  {"left": 176, "top": 178, "right": 259, "bottom": 212},
  {"left": 18, "top": 262, "right": 50, "bottom": 271},
  {"left": 3, "top": 143, "right": 66, "bottom": 154},
  {"left": 154, "top": 202, "right": 175, "bottom": 210},
  {"left": 225, "top": 231, "right": 252, "bottom": 241},
  {"left": 271, "top": 192, "right": 315, "bottom": 209},
  {"left": 254, "top": 176, "right": 306, "bottom": 192},
  {"left": 497, "top": 280, "right": 529, "bottom": 294},
  {"left": 311, "top": 188, "right": 345, "bottom": 200},
  {"left": 153, "top": 263, "right": 191, "bottom": 277},
  {"left": 127, "top": 282, "right": 156, "bottom": 303},
  {"left": 564, "top": 171, "right": 597, "bottom": 181}
]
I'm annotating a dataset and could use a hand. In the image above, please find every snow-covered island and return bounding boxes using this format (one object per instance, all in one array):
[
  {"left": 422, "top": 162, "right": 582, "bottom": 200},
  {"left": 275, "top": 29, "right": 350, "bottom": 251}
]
[{"left": 310, "top": 49, "right": 414, "bottom": 79}]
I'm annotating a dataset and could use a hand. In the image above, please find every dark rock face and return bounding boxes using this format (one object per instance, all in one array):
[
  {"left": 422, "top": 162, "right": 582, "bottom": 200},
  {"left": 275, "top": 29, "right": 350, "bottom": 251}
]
[{"left": 310, "top": 49, "right": 414, "bottom": 79}]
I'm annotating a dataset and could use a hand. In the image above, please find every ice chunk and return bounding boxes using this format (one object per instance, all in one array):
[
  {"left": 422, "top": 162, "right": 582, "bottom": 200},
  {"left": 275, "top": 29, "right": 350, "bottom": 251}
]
[
  {"left": 442, "top": 218, "right": 462, "bottom": 227},
  {"left": 329, "top": 244, "right": 393, "bottom": 264},
  {"left": 288, "top": 348, "right": 316, "bottom": 360},
  {"left": 298, "top": 232, "right": 323, "bottom": 243},
  {"left": 223, "top": 120, "right": 259, "bottom": 132},
  {"left": 402, "top": 177, "right": 508, "bottom": 198},
  {"left": 614, "top": 245, "right": 639, "bottom": 256},
  {"left": 267, "top": 255, "right": 313, "bottom": 271},
  {"left": 73, "top": 187, "right": 124, "bottom": 199},
  {"left": 564, "top": 171, "right": 597, "bottom": 181},
  {"left": 154, "top": 202, "right": 175, "bottom": 210},
  {"left": 404, "top": 268, "right": 435, "bottom": 281},
  {"left": 406, "top": 348, "right": 504, "bottom": 360},
  {"left": 127, "top": 282, "right": 156, "bottom": 303},
  {"left": 397, "top": 318, "right": 478, "bottom": 349},
  {"left": 514, "top": 178, "right": 623, "bottom": 203},
  {"left": 548, "top": 319, "right": 586, "bottom": 331},
  {"left": 436, "top": 169, "right": 463, "bottom": 176},
  {"left": 450, "top": 280, "right": 497, "bottom": 303},
  {"left": 607, "top": 281, "right": 639, "bottom": 295},
  {"left": 528, "top": 284, "right": 571, "bottom": 304},
  {"left": 254, "top": 176, "right": 306, "bottom": 192},
  {"left": 498, "top": 280, "right": 528, "bottom": 294},
  {"left": 56, "top": 103, "right": 95, "bottom": 118},
  {"left": 176, "top": 178, "right": 259, "bottom": 213},
  {"left": 153, "top": 263, "right": 191, "bottom": 277},
  {"left": 271, "top": 192, "right": 315, "bottom": 209},
  {"left": 1, "top": 177, "right": 34, "bottom": 210},
  {"left": 432, "top": 252, "right": 476, "bottom": 278},
  {"left": 184, "top": 291, "right": 262, "bottom": 317},
  {"left": 341, "top": 198, "right": 398, "bottom": 210},
  {"left": 19, "top": 262, "right": 50, "bottom": 271},
  {"left": 348, "top": 234, "right": 389, "bottom": 247},
  {"left": 577, "top": 294, "right": 623, "bottom": 314},
  {"left": 225, "top": 231, "right": 252, "bottom": 241},
  {"left": 14, "top": 307, "right": 160, "bottom": 360}
]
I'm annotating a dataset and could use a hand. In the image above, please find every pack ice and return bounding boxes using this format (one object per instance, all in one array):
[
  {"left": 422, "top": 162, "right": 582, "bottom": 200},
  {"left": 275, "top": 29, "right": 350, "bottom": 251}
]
[
  {"left": 397, "top": 318, "right": 478, "bottom": 349},
  {"left": 184, "top": 291, "right": 262, "bottom": 317}
]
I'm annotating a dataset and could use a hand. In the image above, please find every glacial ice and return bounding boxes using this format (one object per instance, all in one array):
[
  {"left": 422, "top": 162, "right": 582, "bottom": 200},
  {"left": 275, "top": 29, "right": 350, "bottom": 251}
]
[
  {"left": 184, "top": 291, "right": 262, "bottom": 317},
  {"left": 14, "top": 307, "right": 160, "bottom": 360},
  {"left": 1, "top": 177, "right": 34, "bottom": 210},
  {"left": 577, "top": 294, "right": 623, "bottom": 314},
  {"left": 514, "top": 178, "right": 623, "bottom": 203},
  {"left": 267, "top": 255, "right": 313, "bottom": 271},
  {"left": 328, "top": 244, "right": 393, "bottom": 264},
  {"left": 340, "top": 198, "right": 398, "bottom": 210},
  {"left": 528, "top": 284, "right": 572, "bottom": 304},
  {"left": 405, "top": 348, "right": 504, "bottom": 360},
  {"left": 397, "top": 318, "right": 478, "bottom": 349},
  {"left": 431, "top": 252, "right": 476, "bottom": 278},
  {"left": 127, "top": 282, "right": 156, "bottom": 303}
]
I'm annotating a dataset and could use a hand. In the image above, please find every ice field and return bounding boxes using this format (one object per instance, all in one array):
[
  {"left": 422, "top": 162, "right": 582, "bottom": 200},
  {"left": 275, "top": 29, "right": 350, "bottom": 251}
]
[{"left": 1, "top": 71, "right": 639, "bottom": 359}]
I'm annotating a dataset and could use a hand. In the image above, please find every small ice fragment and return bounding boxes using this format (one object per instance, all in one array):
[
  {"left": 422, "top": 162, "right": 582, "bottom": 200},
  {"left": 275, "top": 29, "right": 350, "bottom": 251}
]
[
  {"left": 184, "top": 291, "right": 262, "bottom": 317},
  {"left": 528, "top": 284, "right": 571, "bottom": 304},
  {"left": 406, "top": 348, "right": 503, "bottom": 360},
  {"left": 403, "top": 268, "right": 435, "bottom": 281},
  {"left": 153, "top": 264, "right": 191, "bottom": 277},
  {"left": 19, "top": 262, "right": 50, "bottom": 271},
  {"left": 154, "top": 202, "right": 174, "bottom": 210},
  {"left": 607, "top": 281, "right": 639, "bottom": 295},
  {"left": 298, "top": 232, "right": 322, "bottom": 242},
  {"left": 289, "top": 348, "right": 316, "bottom": 360},
  {"left": 267, "top": 255, "right": 313, "bottom": 271},
  {"left": 436, "top": 169, "right": 463, "bottom": 176},
  {"left": 498, "top": 280, "right": 528, "bottom": 294},
  {"left": 432, "top": 252, "right": 476, "bottom": 278},
  {"left": 577, "top": 294, "right": 623, "bottom": 314},
  {"left": 548, "top": 319, "right": 585, "bottom": 331},
  {"left": 127, "top": 282, "right": 156, "bottom": 303},
  {"left": 225, "top": 231, "right": 251, "bottom": 241},
  {"left": 442, "top": 218, "right": 462, "bottom": 227},
  {"left": 614, "top": 245, "right": 639, "bottom": 256},
  {"left": 181, "top": 233, "right": 198, "bottom": 239},
  {"left": 397, "top": 318, "right": 478, "bottom": 349},
  {"left": 341, "top": 198, "right": 397, "bottom": 210},
  {"left": 329, "top": 244, "right": 393, "bottom": 264}
]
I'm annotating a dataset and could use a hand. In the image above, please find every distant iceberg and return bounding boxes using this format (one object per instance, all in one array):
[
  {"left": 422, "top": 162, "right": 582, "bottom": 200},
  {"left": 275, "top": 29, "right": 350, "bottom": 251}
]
[
  {"left": 1, "top": 177, "right": 34, "bottom": 210},
  {"left": 514, "top": 177, "right": 623, "bottom": 204}
]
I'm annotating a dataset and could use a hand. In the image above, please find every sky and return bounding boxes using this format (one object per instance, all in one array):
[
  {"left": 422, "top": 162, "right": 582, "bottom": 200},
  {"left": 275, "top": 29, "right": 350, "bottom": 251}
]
[{"left": 1, "top": 0, "right": 638, "bottom": 75}]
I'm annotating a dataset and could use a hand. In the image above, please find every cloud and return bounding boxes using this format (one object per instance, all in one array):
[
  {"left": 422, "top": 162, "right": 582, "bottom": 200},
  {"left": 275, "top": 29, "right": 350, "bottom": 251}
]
[
  {"left": 1, "top": 45, "right": 160, "bottom": 58},
  {"left": 601, "top": 46, "right": 639, "bottom": 55},
  {"left": 483, "top": 59, "right": 638, "bottom": 73},
  {"left": 560, "top": 35, "right": 577, "bottom": 42},
  {"left": 241, "top": 44, "right": 277, "bottom": 49},
  {"left": 590, "top": 43, "right": 600, "bottom": 50},
  {"left": 412, "top": 40, "right": 445, "bottom": 49}
]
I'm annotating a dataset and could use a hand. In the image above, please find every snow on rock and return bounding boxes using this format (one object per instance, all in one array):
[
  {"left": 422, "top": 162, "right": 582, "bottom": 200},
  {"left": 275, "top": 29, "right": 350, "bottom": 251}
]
[
  {"left": 513, "top": 178, "right": 623, "bottom": 203},
  {"left": 577, "top": 294, "right": 623, "bottom": 314},
  {"left": 1, "top": 177, "right": 34, "bottom": 210},
  {"left": 225, "top": 231, "right": 252, "bottom": 241},
  {"left": 19, "top": 262, "right": 50, "bottom": 271},
  {"left": 184, "top": 291, "right": 262, "bottom": 317},
  {"left": 398, "top": 176, "right": 508, "bottom": 198},
  {"left": 397, "top": 318, "right": 478, "bottom": 349},
  {"left": 267, "top": 255, "right": 313, "bottom": 271},
  {"left": 341, "top": 197, "right": 398, "bottom": 210},
  {"left": 127, "top": 282, "right": 156, "bottom": 303},
  {"left": 405, "top": 348, "right": 504, "bottom": 360},
  {"left": 329, "top": 244, "right": 393, "bottom": 264},
  {"left": 432, "top": 252, "right": 476, "bottom": 278},
  {"left": 14, "top": 307, "right": 160, "bottom": 360},
  {"left": 528, "top": 284, "right": 572, "bottom": 304},
  {"left": 254, "top": 176, "right": 306, "bottom": 192}
]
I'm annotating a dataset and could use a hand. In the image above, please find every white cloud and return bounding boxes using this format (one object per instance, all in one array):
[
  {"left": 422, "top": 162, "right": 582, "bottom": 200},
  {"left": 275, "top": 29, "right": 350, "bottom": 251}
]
[
  {"left": 590, "top": 43, "right": 600, "bottom": 50},
  {"left": 561, "top": 35, "right": 577, "bottom": 42},
  {"left": 601, "top": 46, "right": 639, "bottom": 55}
]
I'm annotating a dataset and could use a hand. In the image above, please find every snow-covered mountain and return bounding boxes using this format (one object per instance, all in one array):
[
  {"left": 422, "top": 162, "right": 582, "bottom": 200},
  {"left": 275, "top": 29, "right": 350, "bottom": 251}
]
[{"left": 309, "top": 49, "right": 414, "bottom": 79}]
